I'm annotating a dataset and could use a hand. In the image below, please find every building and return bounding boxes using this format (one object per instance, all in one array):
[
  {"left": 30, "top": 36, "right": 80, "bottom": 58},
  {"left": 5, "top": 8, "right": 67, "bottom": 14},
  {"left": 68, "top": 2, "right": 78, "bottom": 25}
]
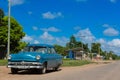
[{"left": 65, "top": 47, "right": 89, "bottom": 60}]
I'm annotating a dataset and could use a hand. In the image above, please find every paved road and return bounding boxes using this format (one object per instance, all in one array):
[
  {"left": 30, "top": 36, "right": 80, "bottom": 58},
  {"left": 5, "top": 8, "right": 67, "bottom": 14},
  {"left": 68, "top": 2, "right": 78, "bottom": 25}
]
[{"left": 0, "top": 61, "right": 120, "bottom": 80}]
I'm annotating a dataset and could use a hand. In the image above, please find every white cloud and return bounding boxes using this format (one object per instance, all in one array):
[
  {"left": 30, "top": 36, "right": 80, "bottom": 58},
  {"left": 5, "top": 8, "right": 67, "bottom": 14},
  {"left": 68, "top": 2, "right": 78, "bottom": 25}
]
[
  {"left": 42, "top": 12, "right": 63, "bottom": 19},
  {"left": 75, "top": 28, "right": 95, "bottom": 43},
  {"left": 34, "top": 40, "right": 40, "bottom": 44},
  {"left": 74, "top": 26, "right": 81, "bottom": 30},
  {"left": 97, "top": 38, "right": 106, "bottom": 44},
  {"left": 10, "top": 0, "right": 25, "bottom": 6},
  {"left": 22, "top": 35, "right": 33, "bottom": 42},
  {"left": 28, "top": 11, "right": 32, "bottom": 15},
  {"left": 103, "top": 27, "right": 119, "bottom": 36},
  {"left": 40, "top": 32, "right": 54, "bottom": 41},
  {"left": 32, "top": 26, "right": 38, "bottom": 31},
  {"left": 112, "top": 47, "right": 120, "bottom": 55},
  {"left": 22, "top": 32, "right": 68, "bottom": 46},
  {"left": 74, "top": 28, "right": 119, "bottom": 54},
  {"left": 102, "top": 24, "right": 110, "bottom": 28},
  {"left": 40, "top": 27, "right": 60, "bottom": 32},
  {"left": 95, "top": 38, "right": 120, "bottom": 54},
  {"left": 39, "top": 31, "right": 68, "bottom": 46},
  {"left": 97, "top": 38, "right": 107, "bottom": 49},
  {"left": 110, "top": 0, "right": 117, "bottom": 3},
  {"left": 108, "top": 39, "right": 120, "bottom": 47},
  {"left": 55, "top": 37, "right": 69, "bottom": 46},
  {"left": 22, "top": 31, "right": 120, "bottom": 54}
]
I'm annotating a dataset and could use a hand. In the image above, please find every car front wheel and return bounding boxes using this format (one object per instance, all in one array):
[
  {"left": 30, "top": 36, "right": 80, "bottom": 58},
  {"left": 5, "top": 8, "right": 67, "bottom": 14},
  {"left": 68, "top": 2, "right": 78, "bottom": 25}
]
[
  {"left": 11, "top": 68, "right": 18, "bottom": 74},
  {"left": 40, "top": 63, "right": 47, "bottom": 74}
]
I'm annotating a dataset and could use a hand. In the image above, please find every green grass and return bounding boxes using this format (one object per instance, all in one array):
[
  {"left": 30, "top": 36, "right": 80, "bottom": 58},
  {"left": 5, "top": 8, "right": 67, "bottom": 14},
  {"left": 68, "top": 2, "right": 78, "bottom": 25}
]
[
  {"left": 0, "top": 60, "right": 7, "bottom": 66},
  {"left": 62, "top": 59, "right": 91, "bottom": 67},
  {"left": 0, "top": 59, "right": 91, "bottom": 67}
]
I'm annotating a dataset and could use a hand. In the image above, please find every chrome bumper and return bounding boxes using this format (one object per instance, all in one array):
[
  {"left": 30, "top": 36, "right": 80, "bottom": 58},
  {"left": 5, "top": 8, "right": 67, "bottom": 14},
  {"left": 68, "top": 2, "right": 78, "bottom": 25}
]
[{"left": 7, "top": 62, "right": 43, "bottom": 69}]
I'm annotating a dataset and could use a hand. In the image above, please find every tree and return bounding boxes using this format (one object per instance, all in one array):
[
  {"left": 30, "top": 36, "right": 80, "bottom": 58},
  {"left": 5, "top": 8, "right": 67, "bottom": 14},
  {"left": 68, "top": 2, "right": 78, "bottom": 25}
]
[
  {"left": 91, "top": 43, "right": 101, "bottom": 54},
  {"left": 112, "top": 53, "right": 120, "bottom": 60},
  {"left": 0, "top": 9, "right": 4, "bottom": 19},
  {"left": 109, "top": 51, "right": 113, "bottom": 58},
  {"left": 0, "top": 15, "right": 26, "bottom": 59},
  {"left": 54, "top": 44, "right": 66, "bottom": 56},
  {"left": 0, "top": 9, "right": 4, "bottom": 26},
  {"left": 66, "top": 35, "right": 89, "bottom": 52},
  {"left": 75, "top": 41, "right": 82, "bottom": 48},
  {"left": 66, "top": 35, "right": 77, "bottom": 49},
  {"left": 83, "top": 43, "right": 89, "bottom": 52},
  {"left": 101, "top": 51, "right": 108, "bottom": 60},
  {"left": 70, "top": 35, "right": 76, "bottom": 43},
  {"left": 107, "top": 51, "right": 119, "bottom": 60}
]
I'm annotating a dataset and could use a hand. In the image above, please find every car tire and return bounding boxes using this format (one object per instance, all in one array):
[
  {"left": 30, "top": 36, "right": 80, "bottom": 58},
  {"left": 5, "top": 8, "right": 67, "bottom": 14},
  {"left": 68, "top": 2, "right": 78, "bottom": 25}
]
[
  {"left": 54, "top": 65, "right": 60, "bottom": 71},
  {"left": 11, "top": 68, "right": 18, "bottom": 74},
  {"left": 40, "top": 63, "right": 47, "bottom": 74}
]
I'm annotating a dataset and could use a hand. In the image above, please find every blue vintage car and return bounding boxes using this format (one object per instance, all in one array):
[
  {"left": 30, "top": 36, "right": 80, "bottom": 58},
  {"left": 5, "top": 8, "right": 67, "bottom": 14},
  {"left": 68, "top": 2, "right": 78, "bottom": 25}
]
[{"left": 7, "top": 44, "right": 63, "bottom": 74}]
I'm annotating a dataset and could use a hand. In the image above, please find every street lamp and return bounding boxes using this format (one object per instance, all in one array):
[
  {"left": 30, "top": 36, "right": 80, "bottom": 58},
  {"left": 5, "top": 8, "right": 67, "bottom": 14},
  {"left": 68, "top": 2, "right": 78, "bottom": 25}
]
[{"left": 7, "top": 0, "right": 11, "bottom": 59}]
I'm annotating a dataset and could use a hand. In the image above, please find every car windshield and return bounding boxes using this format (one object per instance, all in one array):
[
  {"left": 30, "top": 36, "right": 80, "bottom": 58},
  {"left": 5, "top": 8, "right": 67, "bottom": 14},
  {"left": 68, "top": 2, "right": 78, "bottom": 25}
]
[{"left": 23, "top": 46, "right": 47, "bottom": 53}]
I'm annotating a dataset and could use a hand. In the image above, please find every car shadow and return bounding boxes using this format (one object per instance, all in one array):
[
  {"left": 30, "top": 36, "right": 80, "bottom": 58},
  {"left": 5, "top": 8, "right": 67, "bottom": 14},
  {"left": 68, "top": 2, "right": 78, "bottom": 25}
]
[{"left": 8, "top": 69, "right": 62, "bottom": 75}]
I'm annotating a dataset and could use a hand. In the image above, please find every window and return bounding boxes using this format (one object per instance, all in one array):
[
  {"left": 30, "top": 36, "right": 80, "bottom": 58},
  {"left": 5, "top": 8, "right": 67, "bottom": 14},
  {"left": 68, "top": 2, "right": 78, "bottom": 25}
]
[
  {"left": 35, "top": 47, "right": 47, "bottom": 53},
  {"left": 47, "top": 48, "right": 51, "bottom": 54},
  {"left": 30, "top": 47, "right": 34, "bottom": 52},
  {"left": 51, "top": 48, "right": 56, "bottom": 53},
  {"left": 23, "top": 46, "right": 47, "bottom": 53},
  {"left": 47, "top": 47, "right": 56, "bottom": 54}
]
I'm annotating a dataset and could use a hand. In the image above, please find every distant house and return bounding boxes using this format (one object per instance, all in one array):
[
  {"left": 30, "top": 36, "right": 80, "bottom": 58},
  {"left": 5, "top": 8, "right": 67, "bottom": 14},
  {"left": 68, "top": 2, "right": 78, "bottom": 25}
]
[
  {"left": 65, "top": 47, "right": 89, "bottom": 60},
  {"left": 92, "top": 53, "right": 104, "bottom": 60}
]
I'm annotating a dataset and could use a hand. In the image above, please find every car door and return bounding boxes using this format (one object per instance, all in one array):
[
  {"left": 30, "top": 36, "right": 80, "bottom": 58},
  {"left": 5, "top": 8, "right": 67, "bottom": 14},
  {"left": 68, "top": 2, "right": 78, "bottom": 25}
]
[
  {"left": 47, "top": 47, "right": 56, "bottom": 68},
  {"left": 50, "top": 47, "right": 62, "bottom": 67},
  {"left": 54, "top": 52, "right": 62, "bottom": 67}
]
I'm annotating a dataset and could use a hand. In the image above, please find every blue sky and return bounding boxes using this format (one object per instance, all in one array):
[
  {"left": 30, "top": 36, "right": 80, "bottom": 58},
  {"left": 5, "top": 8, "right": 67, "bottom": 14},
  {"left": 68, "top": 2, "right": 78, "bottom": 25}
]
[{"left": 0, "top": 0, "right": 120, "bottom": 54}]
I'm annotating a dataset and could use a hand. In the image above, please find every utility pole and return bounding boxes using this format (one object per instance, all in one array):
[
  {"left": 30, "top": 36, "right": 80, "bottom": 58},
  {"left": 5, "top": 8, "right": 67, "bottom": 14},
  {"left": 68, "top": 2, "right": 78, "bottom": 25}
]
[
  {"left": 7, "top": 0, "right": 11, "bottom": 59},
  {"left": 90, "top": 38, "right": 94, "bottom": 60}
]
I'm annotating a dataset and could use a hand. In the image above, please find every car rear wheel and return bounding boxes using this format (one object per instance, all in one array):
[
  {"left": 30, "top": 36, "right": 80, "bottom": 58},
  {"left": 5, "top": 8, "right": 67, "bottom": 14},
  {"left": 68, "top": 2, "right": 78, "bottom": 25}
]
[
  {"left": 54, "top": 67, "right": 59, "bottom": 71},
  {"left": 11, "top": 68, "right": 18, "bottom": 74},
  {"left": 54, "top": 64, "right": 60, "bottom": 71}
]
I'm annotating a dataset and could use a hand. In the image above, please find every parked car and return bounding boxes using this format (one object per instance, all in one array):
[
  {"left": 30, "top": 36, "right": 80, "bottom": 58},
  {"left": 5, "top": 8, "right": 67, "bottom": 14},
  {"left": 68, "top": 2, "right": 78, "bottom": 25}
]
[{"left": 7, "top": 44, "right": 63, "bottom": 74}]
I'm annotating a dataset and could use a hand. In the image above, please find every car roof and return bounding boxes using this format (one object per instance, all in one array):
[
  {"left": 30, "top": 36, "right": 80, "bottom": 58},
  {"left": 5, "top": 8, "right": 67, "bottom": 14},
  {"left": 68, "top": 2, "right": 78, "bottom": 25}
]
[{"left": 27, "top": 44, "right": 54, "bottom": 48}]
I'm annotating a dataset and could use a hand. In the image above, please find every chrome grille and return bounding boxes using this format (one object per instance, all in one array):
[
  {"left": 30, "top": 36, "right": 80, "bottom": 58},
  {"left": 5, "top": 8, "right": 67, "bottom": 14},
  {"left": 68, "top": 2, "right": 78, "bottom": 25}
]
[{"left": 8, "top": 62, "right": 41, "bottom": 66}]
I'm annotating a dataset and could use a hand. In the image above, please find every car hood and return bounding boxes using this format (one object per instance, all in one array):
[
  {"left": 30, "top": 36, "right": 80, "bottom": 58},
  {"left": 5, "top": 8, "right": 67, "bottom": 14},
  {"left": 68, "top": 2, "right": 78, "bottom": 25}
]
[{"left": 10, "top": 52, "right": 43, "bottom": 62}]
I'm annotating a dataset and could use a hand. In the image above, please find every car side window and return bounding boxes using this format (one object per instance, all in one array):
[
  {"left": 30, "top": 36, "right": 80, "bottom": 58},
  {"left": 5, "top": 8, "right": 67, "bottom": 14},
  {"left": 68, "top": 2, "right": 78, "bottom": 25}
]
[
  {"left": 35, "top": 47, "right": 47, "bottom": 53},
  {"left": 51, "top": 48, "right": 56, "bottom": 54},
  {"left": 47, "top": 47, "right": 56, "bottom": 54},
  {"left": 30, "top": 47, "right": 34, "bottom": 52},
  {"left": 47, "top": 48, "right": 51, "bottom": 54}
]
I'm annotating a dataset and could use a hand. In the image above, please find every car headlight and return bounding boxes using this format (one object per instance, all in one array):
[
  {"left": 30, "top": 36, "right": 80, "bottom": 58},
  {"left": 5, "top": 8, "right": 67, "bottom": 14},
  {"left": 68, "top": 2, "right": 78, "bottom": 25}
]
[
  {"left": 36, "top": 55, "right": 41, "bottom": 60},
  {"left": 8, "top": 55, "right": 11, "bottom": 60}
]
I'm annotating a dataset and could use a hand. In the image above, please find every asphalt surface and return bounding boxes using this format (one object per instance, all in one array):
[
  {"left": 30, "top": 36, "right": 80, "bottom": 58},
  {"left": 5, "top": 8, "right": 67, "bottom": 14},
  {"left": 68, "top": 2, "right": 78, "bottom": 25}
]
[{"left": 0, "top": 61, "right": 119, "bottom": 80}]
